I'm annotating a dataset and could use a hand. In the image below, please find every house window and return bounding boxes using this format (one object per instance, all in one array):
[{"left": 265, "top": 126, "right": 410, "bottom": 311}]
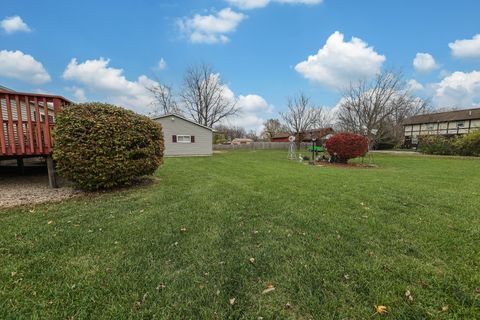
[
  {"left": 177, "top": 135, "right": 191, "bottom": 143},
  {"left": 456, "top": 122, "right": 465, "bottom": 128}
]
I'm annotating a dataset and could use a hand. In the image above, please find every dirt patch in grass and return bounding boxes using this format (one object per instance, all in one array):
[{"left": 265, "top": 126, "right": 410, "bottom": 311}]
[
  {"left": 0, "top": 172, "right": 81, "bottom": 209},
  {"left": 0, "top": 169, "right": 159, "bottom": 209}
]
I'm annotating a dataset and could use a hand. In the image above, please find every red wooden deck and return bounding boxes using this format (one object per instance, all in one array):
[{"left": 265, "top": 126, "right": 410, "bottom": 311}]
[{"left": 0, "top": 89, "right": 71, "bottom": 159}]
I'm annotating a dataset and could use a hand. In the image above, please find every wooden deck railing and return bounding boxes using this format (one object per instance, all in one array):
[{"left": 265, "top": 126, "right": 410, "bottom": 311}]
[{"left": 0, "top": 90, "right": 71, "bottom": 158}]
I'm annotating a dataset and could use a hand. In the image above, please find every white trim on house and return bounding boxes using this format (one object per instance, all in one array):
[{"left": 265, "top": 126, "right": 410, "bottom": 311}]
[{"left": 177, "top": 135, "right": 191, "bottom": 143}]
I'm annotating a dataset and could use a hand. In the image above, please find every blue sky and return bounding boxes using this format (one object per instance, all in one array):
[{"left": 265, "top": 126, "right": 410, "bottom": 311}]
[{"left": 1, "top": 0, "right": 479, "bottom": 131}]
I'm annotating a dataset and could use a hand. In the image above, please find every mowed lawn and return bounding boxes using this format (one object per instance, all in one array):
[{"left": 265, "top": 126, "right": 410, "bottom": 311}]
[{"left": 1, "top": 151, "right": 479, "bottom": 319}]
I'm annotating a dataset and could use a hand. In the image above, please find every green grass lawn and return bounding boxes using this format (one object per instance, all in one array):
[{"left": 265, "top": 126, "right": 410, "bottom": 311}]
[{"left": 1, "top": 150, "right": 479, "bottom": 319}]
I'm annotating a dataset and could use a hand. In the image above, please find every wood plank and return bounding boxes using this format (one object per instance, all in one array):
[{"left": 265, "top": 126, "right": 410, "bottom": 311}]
[
  {"left": 5, "top": 94, "right": 16, "bottom": 154},
  {"left": 24, "top": 96, "right": 35, "bottom": 154},
  {"left": 43, "top": 97, "right": 52, "bottom": 153},
  {"left": 0, "top": 95, "right": 6, "bottom": 155},
  {"left": 33, "top": 97, "right": 43, "bottom": 154},
  {"left": 15, "top": 95, "right": 25, "bottom": 154}
]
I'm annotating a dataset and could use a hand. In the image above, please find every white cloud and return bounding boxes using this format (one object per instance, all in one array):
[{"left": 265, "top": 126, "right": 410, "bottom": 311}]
[
  {"left": 227, "top": 0, "right": 322, "bottom": 9},
  {"left": 62, "top": 58, "right": 159, "bottom": 113},
  {"left": 413, "top": 53, "right": 438, "bottom": 73},
  {"left": 214, "top": 78, "right": 272, "bottom": 132},
  {"left": 0, "top": 50, "right": 50, "bottom": 84},
  {"left": 237, "top": 94, "right": 273, "bottom": 113},
  {"left": 73, "top": 88, "right": 87, "bottom": 102},
  {"left": 1, "top": 15, "right": 31, "bottom": 34},
  {"left": 432, "top": 70, "right": 480, "bottom": 107},
  {"left": 406, "top": 79, "right": 424, "bottom": 92},
  {"left": 449, "top": 34, "right": 480, "bottom": 59},
  {"left": 295, "top": 31, "right": 386, "bottom": 89},
  {"left": 178, "top": 8, "right": 246, "bottom": 44},
  {"left": 157, "top": 58, "right": 167, "bottom": 70}
]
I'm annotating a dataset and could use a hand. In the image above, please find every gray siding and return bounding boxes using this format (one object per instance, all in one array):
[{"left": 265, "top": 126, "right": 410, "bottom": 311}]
[{"left": 155, "top": 115, "right": 213, "bottom": 156}]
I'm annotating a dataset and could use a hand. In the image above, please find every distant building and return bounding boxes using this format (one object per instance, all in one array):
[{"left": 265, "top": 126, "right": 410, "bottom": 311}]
[
  {"left": 153, "top": 114, "right": 213, "bottom": 157},
  {"left": 231, "top": 138, "right": 253, "bottom": 145},
  {"left": 403, "top": 108, "right": 480, "bottom": 148},
  {"left": 271, "top": 128, "right": 334, "bottom": 142}
]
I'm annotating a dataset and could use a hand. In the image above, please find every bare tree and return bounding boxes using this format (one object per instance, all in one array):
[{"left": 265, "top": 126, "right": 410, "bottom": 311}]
[
  {"left": 337, "top": 70, "right": 429, "bottom": 147},
  {"left": 280, "top": 93, "right": 324, "bottom": 145},
  {"left": 214, "top": 124, "right": 246, "bottom": 141},
  {"left": 261, "top": 118, "right": 288, "bottom": 141},
  {"left": 147, "top": 83, "right": 182, "bottom": 116},
  {"left": 245, "top": 130, "right": 259, "bottom": 141},
  {"left": 180, "top": 64, "right": 238, "bottom": 128}
]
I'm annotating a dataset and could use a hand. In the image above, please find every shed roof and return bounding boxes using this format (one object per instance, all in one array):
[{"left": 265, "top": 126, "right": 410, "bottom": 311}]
[
  {"left": 403, "top": 108, "right": 480, "bottom": 125},
  {"left": 152, "top": 113, "right": 214, "bottom": 131}
]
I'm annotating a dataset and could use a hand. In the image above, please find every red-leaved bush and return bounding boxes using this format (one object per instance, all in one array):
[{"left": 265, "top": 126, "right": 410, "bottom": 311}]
[{"left": 325, "top": 133, "right": 369, "bottom": 163}]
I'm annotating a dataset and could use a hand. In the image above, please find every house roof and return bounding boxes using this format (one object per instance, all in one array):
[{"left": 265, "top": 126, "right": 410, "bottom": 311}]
[
  {"left": 273, "top": 128, "right": 334, "bottom": 140},
  {"left": 152, "top": 113, "right": 214, "bottom": 131},
  {"left": 403, "top": 107, "right": 480, "bottom": 125}
]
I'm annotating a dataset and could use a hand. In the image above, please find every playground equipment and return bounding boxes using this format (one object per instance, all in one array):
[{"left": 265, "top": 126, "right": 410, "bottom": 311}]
[{"left": 287, "top": 135, "right": 296, "bottom": 160}]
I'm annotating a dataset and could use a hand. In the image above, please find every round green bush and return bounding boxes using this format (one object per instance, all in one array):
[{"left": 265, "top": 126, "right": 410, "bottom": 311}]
[{"left": 53, "top": 102, "right": 164, "bottom": 190}]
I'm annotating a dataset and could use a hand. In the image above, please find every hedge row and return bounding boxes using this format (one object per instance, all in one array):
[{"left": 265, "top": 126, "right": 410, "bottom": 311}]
[{"left": 418, "top": 130, "right": 480, "bottom": 156}]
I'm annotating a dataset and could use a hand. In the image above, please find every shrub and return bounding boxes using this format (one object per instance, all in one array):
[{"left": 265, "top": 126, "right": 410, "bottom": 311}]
[
  {"left": 325, "top": 133, "right": 369, "bottom": 163},
  {"left": 418, "top": 135, "right": 455, "bottom": 155},
  {"left": 418, "top": 131, "right": 480, "bottom": 156},
  {"left": 53, "top": 103, "right": 164, "bottom": 190},
  {"left": 454, "top": 130, "right": 480, "bottom": 156}
]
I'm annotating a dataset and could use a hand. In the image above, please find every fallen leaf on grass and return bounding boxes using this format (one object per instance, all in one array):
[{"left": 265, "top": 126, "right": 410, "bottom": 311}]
[
  {"left": 180, "top": 227, "right": 187, "bottom": 232},
  {"left": 11, "top": 271, "right": 17, "bottom": 277},
  {"left": 405, "top": 289, "right": 413, "bottom": 302},
  {"left": 374, "top": 305, "right": 387, "bottom": 314},
  {"left": 229, "top": 297, "right": 236, "bottom": 305},
  {"left": 156, "top": 283, "right": 166, "bottom": 291},
  {"left": 249, "top": 257, "right": 256, "bottom": 264},
  {"left": 285, "top": 302, "right": 292, "bottom": 309},
  {"left": 262, "top": 284, "right": 275, "bottom": 294},
  {"left": 47, "top": 220, "right": 53, "bottom": 225},
  {"left": 441, "top": 305, "right": 448, "bottom": 312}
]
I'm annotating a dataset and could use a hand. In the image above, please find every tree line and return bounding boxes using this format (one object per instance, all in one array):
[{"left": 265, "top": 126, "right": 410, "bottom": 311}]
[{"left": 149, "top": 63, "right": 430, "bottom": 148}]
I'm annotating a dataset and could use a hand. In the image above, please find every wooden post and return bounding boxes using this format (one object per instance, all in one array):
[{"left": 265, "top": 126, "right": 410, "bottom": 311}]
[
  {"left": 17, "top": 157, "right": 24, "bottom": 175},
  {"left": 46, "top": 156, "right": 58, "bottom": 188}
]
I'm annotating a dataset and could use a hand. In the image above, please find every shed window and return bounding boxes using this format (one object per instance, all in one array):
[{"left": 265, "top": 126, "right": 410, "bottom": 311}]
[
  {"left": 177, "top": 135, "right": 191, "bottom": 143},
  {"left": 456, "top": 121, "right": 465, "bottom": 128},
  {"left": 426, "top": 124, "right": 435, "bottom": 130}
]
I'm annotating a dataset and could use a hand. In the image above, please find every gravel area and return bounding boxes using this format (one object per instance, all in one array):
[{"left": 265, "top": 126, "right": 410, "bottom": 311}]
[{"left": 0, "top": 161, "right": 81, "bottom": 209}]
